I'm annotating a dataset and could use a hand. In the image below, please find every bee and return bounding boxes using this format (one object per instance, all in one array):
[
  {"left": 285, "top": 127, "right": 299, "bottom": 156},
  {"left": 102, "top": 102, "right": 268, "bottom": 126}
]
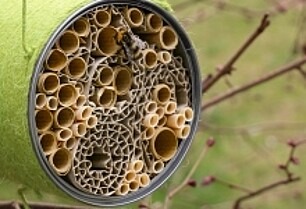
[{"left": 115, "top": 27, "right": 133, "bottom": 61}]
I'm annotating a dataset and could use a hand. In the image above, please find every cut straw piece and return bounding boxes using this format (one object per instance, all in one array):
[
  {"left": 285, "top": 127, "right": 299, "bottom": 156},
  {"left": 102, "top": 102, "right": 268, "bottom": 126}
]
[
  {"left": 92, "top": 87, "right": 117, "bottom": 108},
  {"left": 37, "top": 72, "right": 60, "bottom": 95},
  {"left": 55, "top": 128, "right": 73, "bottom": 142},
  {"left": 145, "top": 101, "right": 158, "bottom": 114},
  {"left": 45, "top": 49, "right": 68, "bottom": 72},
  {"left": 145, "top": 13, "right": 163, "bottom": 33},
  {"left": 143, "top": 127, "right": 155, "bottom": 140},
  {"left": 174, "top": 125, "right": 191, "bottom": 139},
  {"left": 142, "top": 49, "right": 158, "bottom": 69},
  {"left": 129, "top": 160, "right": 144, "bottom": 173},
  {"left": 35, "top": 109, "right": 53, "bottom": 132},
  {"left": 158, "top": 115, "right": 167, "bottom": 127},
  {"left": 116, "top": 183, "right": 129, "bottom": 196},
  {"left": 129, "top": 180, "right": 140, "bottom": 192},
  {"left": 124, "top": 170, "right": 137, "bottom": 183},
  {"left": 56, "top": 30, "right": 79, "bottom": 54},
  {"left": 75, "top": 82, "right": 85, "bottom": 94},
  {"left": 94, "top": 66, "right": 114, "bottom": 86},
  {"left": 46, "top": 96, "right": 58, "bottom": 111},
  {"left": 93, "top": 27, "right": 119, "bottom": 56},
  {"left": 150, "top": 127, "right": 178, "bottom": 162},
  {"left": 150, "top": 160, "right": 164, "bottom": 174},
  {"left": 142, "top": 26, "right": 178, "bottom": 50},
  {"left": 54, "top": 107, "right": 75, "bottom": 128},
  {"left": 153, "top": 84, "right": 171, "bottom": 105},
  {"left": 143, "top": 113, "right": 159, "bottom": 128},
  {"left": 93, "top": 9, "right": 111, "bottom": 28},
  {"left": 72, "top": 94, "right": 86, "bottom": 109},
  {"left": 124, "top": 7, "right": 144, "bottom": 28},
  {"left": 113, "top": 66, "right": 133, "bottom": 95},
  {"left": 166, "top": 114, "right": 185, "bottom": 129},
  {"left": 71, "top": 122, "right": 87, "bottom": 137},
  {"left": 35, "top": 93, "right": 47, "bottom": 109},
  {"left": 49, "top": 148, "right": 72, "bottom": 176},
  {"left": 158, "top": 51, "right": 172, "bottom": 64},
  {"left": 86, "top": 115, "right": 98, "bottom": 129},
  {"left": 65, "top": 57, "right": 87, "bottom": 79},
  {"left": 72, "top": 17, "right": 90, "bottom": 37},
  {"left": 57, "top": 84, "right": 78, "bottom": 107},
  {"left": 75, "top": 106, "right": 92, "bottom": 121},
  {"left": 164, "top": 101, "right": 177, "bottom": 115},
  {"left": 39, "top": 131, "right": 57, "bottom": 156},
  {"left": 156, "top": 106, "right": 165, "bottom": 119},
  {"left": 178, "top": 106, "right": 194, "bottom": 122},
  {"left": 137, "top": 173, "right": 150, "bottom": 188}
]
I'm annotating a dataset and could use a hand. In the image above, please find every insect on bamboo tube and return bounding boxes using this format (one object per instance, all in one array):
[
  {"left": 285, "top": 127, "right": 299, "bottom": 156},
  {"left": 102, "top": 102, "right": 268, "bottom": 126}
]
[{"left": 150, "top": 128, "right": 178, "bottom": 161}]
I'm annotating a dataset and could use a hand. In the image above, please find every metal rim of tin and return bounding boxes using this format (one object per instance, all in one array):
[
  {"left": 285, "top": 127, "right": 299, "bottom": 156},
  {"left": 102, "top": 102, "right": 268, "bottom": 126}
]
[{"left": 28, "top": 0, "right": 202, "bottom": 206}]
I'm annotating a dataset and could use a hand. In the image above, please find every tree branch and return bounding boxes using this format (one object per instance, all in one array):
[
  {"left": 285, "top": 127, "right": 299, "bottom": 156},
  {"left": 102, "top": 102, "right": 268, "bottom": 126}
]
[
  {"left": 202, "top": 56, "right": 306, "bottom": 110},
  {"left": 202, "top": 14, "right": 270, "bottom": 93}
]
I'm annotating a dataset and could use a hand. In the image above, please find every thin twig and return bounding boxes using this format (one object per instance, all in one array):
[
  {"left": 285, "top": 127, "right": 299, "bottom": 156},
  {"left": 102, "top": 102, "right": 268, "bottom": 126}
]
[
  {"left": 163, "top": 139, "right": 214, "bottom": 209},
  {"left": 215, "top": 178, "right": 253, "bottom": 193},
  {"left": 232, "top": 139, "right": 306, "bottom": 209},
  {"left": 202, "top": 14, "right": 270, "bottom": 93},
  {"left": 202, "top": 56, "right": 306, "bottom": 110}
]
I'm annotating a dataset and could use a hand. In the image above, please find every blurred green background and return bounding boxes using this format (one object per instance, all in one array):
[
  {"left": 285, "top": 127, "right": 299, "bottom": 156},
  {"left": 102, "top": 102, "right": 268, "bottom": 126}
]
[{"left": 1, "top": 0, "right": 305, "bottom": 208}]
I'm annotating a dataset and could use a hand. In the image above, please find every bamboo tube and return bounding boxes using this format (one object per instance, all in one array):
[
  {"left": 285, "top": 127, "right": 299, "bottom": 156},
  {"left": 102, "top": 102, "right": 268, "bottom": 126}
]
[
  {"left": 142, "top": 26, "right": 178, "bottom": 50},
  {"left": 72, "top": 94, "right": 86, "bottom": 109},
  {"left": 124, "top": 170, "right": 136, "bottom": 183},
  {"left": 164, "top": 101, "right": 177, "bottom": 115},
  {"left": 56, "top": 30, "right": 79, "bottom": 54},
  {"left": 129, "top": 160, "right": 144, "bottom": 173},
  {"left": 143, "top": 113, "right": 159, "bottom": 128},
  {"left": 72, "top": 17, "right": 90, "bottom": 37},
  {"left": 153, "top": 84, "right": 171, "bottom": 105},
  {"left": 45, "top": 49, "right": 68, "bottom": 72},
  {"left": 35, "top": 93, "right": 47, "bottom": 109},
  {"left": 145, "top": 101, "right": 158, "bottom": 114},
  {"left": 64, "top": 57, "right": 87, "bottom": 79},
  {"left": 174, "top": 125, "right": 191, "bottom": 139},
  {"left": 71, "top": 122, "right": 87, "bottom": 137},
  {"left": 94, "top": 66, "right": 114, "bottom": 86},
  {"left": 75, "top": 82, "right": 85, "bottom": 94},
  {"left": 175, "top": 87, "right": 188, "bottom": 106},
  {"left": 37, "top": 73, "right": 60, "bottom": 95},
  {"left": 124, "top": 7, "right": 144, "bottom": 28},
  {"left": 93, "top": 27, "right": 119, "bottom": 56},
  {"left": 93, "top": 87, "right": 117, "bottom": 107},
  {"left": 137, "top": 173, "right": 150, "bottom": 188},
  {"left": 93, "top": 9, "right": 111, "bottom": 28},
  {"left": 116, "top": 183, "right": 129, "bottom": 196},
  {"left": 158, "top": 115, "right": 167, "bottom": 127},
  {"left": 39, "top": 131, "right": 57, "bottom": 156},
  {"left": 146, "top": 13, "right": 163, "bottom": 32},
  {"left": 35, "top": 109, "right": 53, "bottom": 132},
  {"left": 158, "top": 51, "right": 171, "bottom": 64},
  {"left": 178, "top": 106, "right": 194, "bottom": 122},
  {"left": 156, "top": 106, "right": 165, "bottom": 119},
  {"left": 142, "top": 49, "right": 158, "bottom": 69},
  {"left": 150, "top": 160, "right": 164, "bottom": 174},
  {"left": 129, "top": 180, "right": 140, "bottom": 192},
  {"left": 166, "top": 114, "right": 185, "bottom": 129},
  {"left": 49, "top": 148, "right": 72, "bottom": 176},
  {"left": 75, "top": 106, "right": 92, "bottom": 121},
  {"left": 57, "top": 84, "right": 78, "bottom": 107},
  {"left": 150, "top": 127, "right": 178, "bottom": 162},
  {"left": 86, "top": 115, "right": 98, "bottom": 129},
  {"left": 46, "top": 96, "right": 58, "bottom": 111},
  {"left": 143, "top": 127, "right": 155, "bottom": 140},
  {"left": 55, "top": 128, "right": 73, "bottom": 142},
  {"left": 113, "top": 66, "right": 132, "bottom": 95},
  {"left": 54, "top": 107, "right": 75, "bottom": 128},
  {"left": 62, "top": 137, "right": 77, "bottom": 150}
]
